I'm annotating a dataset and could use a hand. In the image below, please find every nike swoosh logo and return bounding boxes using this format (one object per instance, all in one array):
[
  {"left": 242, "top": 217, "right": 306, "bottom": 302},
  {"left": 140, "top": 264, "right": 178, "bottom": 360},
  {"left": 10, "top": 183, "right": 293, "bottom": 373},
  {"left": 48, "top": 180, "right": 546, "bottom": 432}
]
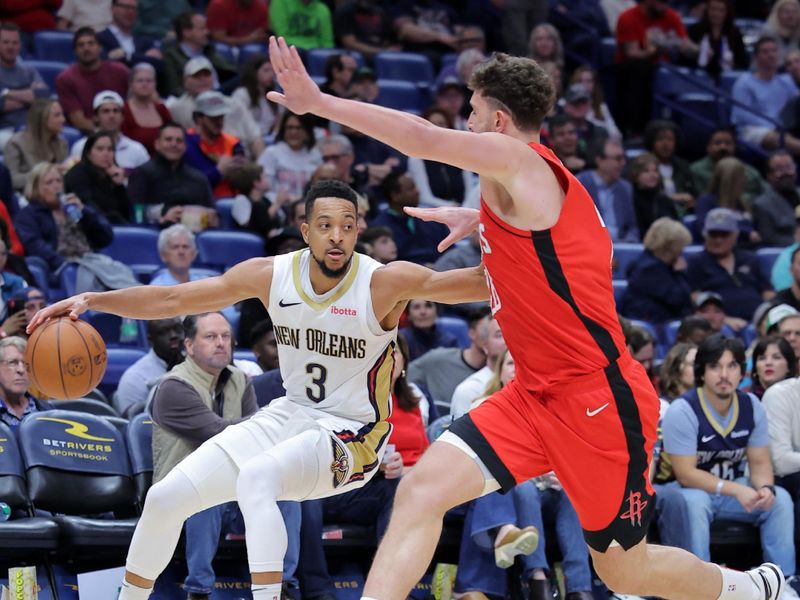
[
  {"left": 701, "top": 434, "right": 715, "bottom": 443},
  {"left": 586, "top": 403, "right": 609, "bottom": 417},
  {"left": 279, "top": 299, "right": 302, "bottom": 308}
]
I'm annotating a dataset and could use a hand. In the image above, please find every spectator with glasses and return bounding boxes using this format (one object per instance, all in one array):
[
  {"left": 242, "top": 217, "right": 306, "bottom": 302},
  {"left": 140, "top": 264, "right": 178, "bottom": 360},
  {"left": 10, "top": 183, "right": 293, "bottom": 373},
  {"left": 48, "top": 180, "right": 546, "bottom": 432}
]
[{"left": 0, "top": 336, "right": 53, "bottom": 428}]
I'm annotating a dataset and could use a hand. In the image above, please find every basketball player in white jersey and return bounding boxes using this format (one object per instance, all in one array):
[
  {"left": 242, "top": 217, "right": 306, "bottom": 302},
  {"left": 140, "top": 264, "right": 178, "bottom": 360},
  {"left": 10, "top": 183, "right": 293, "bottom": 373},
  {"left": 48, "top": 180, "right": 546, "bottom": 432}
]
[{"left": 29, "top": 180, "right": 491, "bottom": 600}]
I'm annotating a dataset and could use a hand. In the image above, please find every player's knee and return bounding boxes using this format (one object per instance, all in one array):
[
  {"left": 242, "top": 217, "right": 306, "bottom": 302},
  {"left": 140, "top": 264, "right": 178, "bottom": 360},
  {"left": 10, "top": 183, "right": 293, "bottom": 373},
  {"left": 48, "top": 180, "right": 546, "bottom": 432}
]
[
  {"left": 395, "top": 469, "right": 450, "bottom": 515},
  {"left": 143, "top": 475, "right": 197, "bottom": 524},
  {"left": 593, "top": 553, "right": 648, "bottom": 594},
  {"left": 236, "top": 456, "right": 282, "bottom": 510}
]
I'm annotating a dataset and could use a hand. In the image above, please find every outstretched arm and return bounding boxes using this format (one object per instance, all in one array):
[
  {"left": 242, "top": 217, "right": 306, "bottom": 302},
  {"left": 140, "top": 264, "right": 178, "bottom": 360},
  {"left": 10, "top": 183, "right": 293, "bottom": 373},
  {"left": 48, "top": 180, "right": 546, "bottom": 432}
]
[
  {"left": 28, "top": 258, "right": 273, "bottom": 331},
  {"left": 267, "top": 36, "right": 523, "bottom": 185}
]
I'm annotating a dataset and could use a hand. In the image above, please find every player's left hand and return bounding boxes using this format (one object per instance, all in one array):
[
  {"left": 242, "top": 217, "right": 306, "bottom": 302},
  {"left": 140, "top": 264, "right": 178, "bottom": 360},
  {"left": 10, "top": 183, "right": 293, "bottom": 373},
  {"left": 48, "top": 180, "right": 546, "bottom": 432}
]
[
  {"left": 267, "top": 36, "right": 323, "bottom": 116},
  {"left": 26, "top": 294, "right": 94, "bottom": 334}
]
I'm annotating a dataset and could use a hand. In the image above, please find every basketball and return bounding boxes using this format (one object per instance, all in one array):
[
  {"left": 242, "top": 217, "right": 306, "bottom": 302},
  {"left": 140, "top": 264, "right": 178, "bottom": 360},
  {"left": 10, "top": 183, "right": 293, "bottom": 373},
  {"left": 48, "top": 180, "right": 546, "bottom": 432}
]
[{"left": 25, "top": 317, "right": 107, "bottom": 400}]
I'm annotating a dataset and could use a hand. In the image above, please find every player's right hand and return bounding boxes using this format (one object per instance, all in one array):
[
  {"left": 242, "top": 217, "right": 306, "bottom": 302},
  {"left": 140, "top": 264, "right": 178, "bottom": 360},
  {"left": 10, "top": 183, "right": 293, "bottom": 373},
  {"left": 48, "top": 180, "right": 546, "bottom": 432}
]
[
  {"left": 734, "top": 484, "right": 760, "bottom": 512},
  {"left": 267, "top": 36, "right": 323, "bottom": 116},
  {"left": 404, "top": 206, "right": 481, "bottom": 252},
  {"left": 26, "top": 294, "right": 93, "bottom": 334}
]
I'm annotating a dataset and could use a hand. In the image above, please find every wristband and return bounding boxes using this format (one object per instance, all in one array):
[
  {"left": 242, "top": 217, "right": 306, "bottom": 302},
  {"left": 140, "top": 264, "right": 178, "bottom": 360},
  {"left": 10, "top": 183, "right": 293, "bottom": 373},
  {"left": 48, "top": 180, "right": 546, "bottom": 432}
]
[
  {"left": 761, "top": 484, "right": 776, "bottom": 495},
  {"left": 715, "top": 480, "right": 724, "bottom": 496}
]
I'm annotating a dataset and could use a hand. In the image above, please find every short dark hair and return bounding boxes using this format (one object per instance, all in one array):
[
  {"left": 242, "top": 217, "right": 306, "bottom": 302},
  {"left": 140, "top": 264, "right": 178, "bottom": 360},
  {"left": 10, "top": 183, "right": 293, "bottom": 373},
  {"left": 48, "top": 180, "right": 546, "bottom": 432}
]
[
  {"left": 182, "top": 312, "right": 228, "bottom": 341},
  {"left": 677, "top": 315, "right": 712, "bottom": 342},
  {"left": 304, "top": 179, "right": 358, "bottom": 219},
  {"left": 158, "top": 121, "right": 185, "bottom": 137},
  {"left": 381, "top": 170, "right": 406, "bottom": 202},
  {"left": 227, "top": 162, "right": 263, "bottom": 196},
  {"left": 249, "top": 317, "right": 274, "bottom": 347},
  {"left": 0, "top": 22, "right": 20, "bottom": 35},
  {"left": 548, "top": 113, "right": 572, "bottom": 133},
  {"left": 81, "top": 131, "right": 115, "bottom": 163},
  {"left": 360, "top": 226, "right": 394, "bottom": 246},
  {"left": 324, "top": 53, "right": 346, "bottom": 81},
  {"left": 694, "top": 334, "right": 746, "bottom": 387},
  {"left": 643, "top": 119, "right": 682, "bottom": 153},
  {"left": 752, "top": 334, "right": 798, "bottom": 388},
  {"left": 468, "top": 53, "right": 554, "bottom": 132},
  {"left": 466, "top": 305, "right": 492, "bottom": 328},
  {"left": 173, "top": 11, "right": 197, "bottom": 42},
  {"left": 72, "top": 26, "right": 99, "bottom": 48},
  {"left": 588, "top": 136, "right": 619, "bottom": 165},
  {"left": 767, "top": 149, "right": 794, "bottom": 173},
  {"left": 754, "top": 35, "right": 778, "bottom": 54}
]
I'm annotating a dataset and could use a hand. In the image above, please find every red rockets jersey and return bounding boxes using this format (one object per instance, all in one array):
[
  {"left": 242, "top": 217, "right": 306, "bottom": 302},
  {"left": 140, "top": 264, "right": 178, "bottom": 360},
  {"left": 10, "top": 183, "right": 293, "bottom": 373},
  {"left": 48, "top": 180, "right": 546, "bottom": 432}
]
[{"left": 478, "top": 142, "right": 629, "bottom": 391}]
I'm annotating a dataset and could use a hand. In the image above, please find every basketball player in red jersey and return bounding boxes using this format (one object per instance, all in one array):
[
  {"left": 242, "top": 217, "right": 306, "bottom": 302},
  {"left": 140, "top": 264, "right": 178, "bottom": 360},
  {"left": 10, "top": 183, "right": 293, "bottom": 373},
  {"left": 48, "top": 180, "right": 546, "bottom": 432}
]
[{"left": 267, "top": 37, "right": 784, "bottom": 600}]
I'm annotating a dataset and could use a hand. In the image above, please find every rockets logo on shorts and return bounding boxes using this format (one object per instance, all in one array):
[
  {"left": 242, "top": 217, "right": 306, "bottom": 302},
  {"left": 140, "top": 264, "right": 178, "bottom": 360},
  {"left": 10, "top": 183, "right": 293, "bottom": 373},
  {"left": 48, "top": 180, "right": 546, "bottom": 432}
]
[{"left": 330, "top": 437, "right": 350, "bottom": 488}]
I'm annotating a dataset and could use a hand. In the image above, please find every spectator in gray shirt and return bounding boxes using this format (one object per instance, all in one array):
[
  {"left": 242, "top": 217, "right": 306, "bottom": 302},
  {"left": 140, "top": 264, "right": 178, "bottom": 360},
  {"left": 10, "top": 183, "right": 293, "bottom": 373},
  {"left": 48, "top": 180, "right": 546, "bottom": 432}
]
[
  {"left": 433, "top": 231, "right": 486, "bottom": 317},
  {"left": 407, "top": 307, "right": 490, "bottom": 414},
  {"left": 0, "top": 23, "right": 49, "bottom": 135},
  {"left": 753, "top": 150, "right": 800, "bottom": 247}
]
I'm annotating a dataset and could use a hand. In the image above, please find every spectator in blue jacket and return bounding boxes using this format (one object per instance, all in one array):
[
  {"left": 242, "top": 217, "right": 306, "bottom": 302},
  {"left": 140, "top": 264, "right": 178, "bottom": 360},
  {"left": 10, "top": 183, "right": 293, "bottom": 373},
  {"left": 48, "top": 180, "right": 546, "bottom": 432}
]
[
  {"left": 372, "top": 171, "right": 448, "bottom": 265},
  {"left": 621, "top": 217, "right": 693, "bottom": 323},
  {"left": 14, "top": 162, "right": 113, "bottom": 277}
]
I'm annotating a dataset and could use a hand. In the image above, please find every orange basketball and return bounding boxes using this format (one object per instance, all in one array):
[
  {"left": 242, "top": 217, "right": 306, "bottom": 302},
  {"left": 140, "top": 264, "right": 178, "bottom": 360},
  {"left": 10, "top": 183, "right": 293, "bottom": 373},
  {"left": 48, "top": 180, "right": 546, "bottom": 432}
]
[{"left": 25, "top": 317, "right": 107, "bottom": 400}]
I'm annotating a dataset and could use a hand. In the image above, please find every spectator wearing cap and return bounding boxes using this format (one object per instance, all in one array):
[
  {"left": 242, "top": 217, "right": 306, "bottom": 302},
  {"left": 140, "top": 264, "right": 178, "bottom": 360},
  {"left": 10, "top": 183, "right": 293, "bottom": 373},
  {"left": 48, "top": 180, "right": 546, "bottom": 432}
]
[
  {"left": 0, "top": 23, "right": 50, "bottom": 137},
  {"left": 753, "top": 151, "right": 800, "bottom": 247},
  {"left": 687, "top": 208, "right": 775, "bottom": 320},
  {"left": 350, "top": 67, "right": 380, "bottom": 104},
  {"left": 434, "top": 76, "right": 468, "bottom": 131},
  {"left": 270, "top": 0, "right": 333, "bottom": 50},
  {"left": 127, "top": 122, "right": 215, "bottom": 227},
  {"left": 766, "top": 304, "right": 800, "bottom": 368},
  {"left": 161, "top": 11, "right": 237, "bottom": 99},
  {"left": 577, "top": 138, "right": 639, "bottom": 242},
  {"left": 621, "top": 217, "right": 693, "bottom": 323},
  {"left": 693, "top": 291, "right": 740, "bottom": 337},
  {"left": 773, "top": 246, "right": 800, "bottom": 311},
  {"left": 55, "top": 27, "right": 131, "bottom": 135},
  {"left": 561, "top": 83, "right": 609, "bottom": 151},
  {"left": 167, "top": 56, "right": 264, "bottom": 160},
  {"left": 97, "top": 0, "right": 163, "bottom": 68},
  {"left": 206, "top": 0, "right": 269, "bottom": 47},
  {"left": 333, "top": 0, "right": 399, "bottom": 60},
  {"left": 70, "top": 90, "right": 150, "bottom": 172},
  {"left": 184, "top": 90, "right": 246, "bottom": 199}
]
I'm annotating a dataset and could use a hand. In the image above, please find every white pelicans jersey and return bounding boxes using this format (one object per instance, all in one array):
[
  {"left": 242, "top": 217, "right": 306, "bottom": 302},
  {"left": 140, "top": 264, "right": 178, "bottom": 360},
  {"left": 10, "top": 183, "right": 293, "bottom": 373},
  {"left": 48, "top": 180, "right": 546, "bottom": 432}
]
[{"left": 268, "top": 249, "right": 397, "bottom": 426}]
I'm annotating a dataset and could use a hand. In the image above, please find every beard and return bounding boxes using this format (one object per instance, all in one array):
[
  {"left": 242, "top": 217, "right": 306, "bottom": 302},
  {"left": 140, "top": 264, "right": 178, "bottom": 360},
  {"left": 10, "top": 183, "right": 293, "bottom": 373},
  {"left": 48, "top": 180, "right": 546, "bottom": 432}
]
[{"left": 313, "top": 250, "right": 352, "bottom": 279}]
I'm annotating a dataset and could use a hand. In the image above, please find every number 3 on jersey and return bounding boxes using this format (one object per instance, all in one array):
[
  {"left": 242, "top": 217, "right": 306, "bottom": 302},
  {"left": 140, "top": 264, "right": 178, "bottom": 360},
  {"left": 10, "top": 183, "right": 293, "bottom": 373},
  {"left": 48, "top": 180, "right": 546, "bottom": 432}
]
[{"left": 306, "top": 363, "right": 327, "bottom": 402}]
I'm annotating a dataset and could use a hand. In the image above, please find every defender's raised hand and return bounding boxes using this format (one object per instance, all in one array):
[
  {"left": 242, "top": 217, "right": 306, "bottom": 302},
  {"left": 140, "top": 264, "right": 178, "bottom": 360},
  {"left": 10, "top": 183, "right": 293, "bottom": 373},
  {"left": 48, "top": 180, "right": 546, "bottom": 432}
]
[{"left": 267, "top": 36, "right": 324, "bottom": 116}]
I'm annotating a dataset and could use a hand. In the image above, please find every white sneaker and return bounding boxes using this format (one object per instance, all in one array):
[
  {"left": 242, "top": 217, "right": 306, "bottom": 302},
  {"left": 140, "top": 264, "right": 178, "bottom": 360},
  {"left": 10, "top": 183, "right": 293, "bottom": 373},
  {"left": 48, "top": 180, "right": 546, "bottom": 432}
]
[{"left": 746, "top": 563, "right": 786, "bottom": 600}]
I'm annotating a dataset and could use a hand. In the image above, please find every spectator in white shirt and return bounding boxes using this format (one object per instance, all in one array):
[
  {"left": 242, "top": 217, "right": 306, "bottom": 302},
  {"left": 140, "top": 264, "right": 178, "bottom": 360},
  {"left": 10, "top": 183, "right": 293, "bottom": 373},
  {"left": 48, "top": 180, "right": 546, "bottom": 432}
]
[{"left": 451, "top": 315, "right": 506, "bottom": 418}]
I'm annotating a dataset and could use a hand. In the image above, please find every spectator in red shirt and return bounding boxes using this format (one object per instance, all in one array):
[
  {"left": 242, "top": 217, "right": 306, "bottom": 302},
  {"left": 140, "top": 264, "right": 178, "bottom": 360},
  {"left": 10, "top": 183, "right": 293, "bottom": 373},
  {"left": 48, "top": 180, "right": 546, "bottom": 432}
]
[
  {"left": 0, "top": 1, "right": 61, "bottom": 34},
  {"left": 55, "top": 27, "right": 130, "bottom": 134},
  {"left": 615, "top": 0, "right": 697, "bottom": 137},
  {"left": 206, "top": 0, "right": 270, "bottom": 47}
]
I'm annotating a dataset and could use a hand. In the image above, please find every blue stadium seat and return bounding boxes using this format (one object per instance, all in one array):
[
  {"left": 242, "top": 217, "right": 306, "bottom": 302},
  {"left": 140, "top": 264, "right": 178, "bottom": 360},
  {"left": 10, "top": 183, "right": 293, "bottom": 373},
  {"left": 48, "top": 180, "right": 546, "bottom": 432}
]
[
  {"left": 612, "top": 242, "right": 643, "bottom": 280},
  {"left": 149, "top": 266, "right": 221, "bottom": 281},
  {"left": 440, "top": 53, "right": 458, "bottom": 73},
  {"left": 682, "top": 244, "right": 704, "bottom": 259},
  {"left": 18, "top": 410, "right": 138, "bottom": 549},
  {"left": 720, "top": 70, "right": 746, "bottom": 95},
  {"left": 239, "top": 43, "right": 268, "bottom": 65},
  {"left": 306, "top": 49, "right": 364, "bottom": 77},
  {"left": 125, "top": 413, "right": 154, "bottom": 505},
  {"left": 375, "top": 52, "right": 434, "bottom": 86},
  {"left": 55, "top": 398, "right": 119, "bottom": 417},
  {"left": 59, "top": 262, "right": 79, "bottom": 298},
  {"left": 427, "top": 414, "right": 453, "bottom": 441},
  {"left": 756, "top": 247, "right": 783, "bottom": 278},
  {"left": 62, "top": 125, "right": 82, "bottom": 150},
  {"left": 101, "top": 226, "right": 161, "bottom": 274},
  {"left": 0, "top": 424, "right": 60, "bottom": 554},
  {"left": 629, "top": 319, "right": 658, "bottom": 342},
  {"left": 600, "top": 37, "right": 617, "bottom": 66},
  {"left": 196, "top": 230, "right": 265, "bottom": 270},
  {"left": 663, "top": 319, "right": 682, "bottom": 349},
  {"left": 234, "top": 349, "right": 257, "bottom": 363},
  {"left": 100, "top": 348, "right": 147, "bottom": 397},
  {"left": 613, "top": 279, "right": 628, "bottom": 305},
  {"left": 675, "top": 93, "right": 720, "bottom": 154},
  {"left": 654, "top": 66, "right": 713, "bottom": 98},
  {"left": 83, "top": 311, "right": 148, "bottom": 349},
  {"left": 436, "top": 316, "right": 470, "bottom": 349},
  {"left": 216, "top": 197, "right": 235, "bottom": 229},
  {"left": 25, "top": 261, "right": 49, "bottom": 299},
  {"left": 376, "top": 80, "right": 425, "bottom": 112},
  {"left": 23, "top": 59, "right": 69, "bottom": 92},
  {"left": 214, "top": 42, "right": 237, "bottom": 65},
  {"left": 32, "top": 30, "right": 75, "bottom": 62}
]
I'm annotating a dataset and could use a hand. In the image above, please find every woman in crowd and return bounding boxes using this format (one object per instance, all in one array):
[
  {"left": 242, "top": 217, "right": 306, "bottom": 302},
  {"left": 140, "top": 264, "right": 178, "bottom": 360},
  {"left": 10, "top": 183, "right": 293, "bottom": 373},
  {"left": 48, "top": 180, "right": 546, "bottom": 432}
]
[
  {"left": 121, "top": 63, "right": 172, "bottom": 154},
  {"left": 64, "top": 132, "right": 131, "bottom": 224},
  {"left": 627, "top": 152, "right": 678, "bottom": 236},
  {"left": 232, "top": 54, "right": 280, "bottom": 143},
  {"left": 257, "top": 111, "right": 321, "bottom": 202},
  {"left": 643, "top": 120, "right": 698, "bottom": 217},
  {"left": 14, "top": 162, "right": 113, "bottom": 276},
  {"left": 660, "top": 342, "right": 697, "bottom": 402},
  {"left": 399, "top": 299, "right": 459, "bottom": 362},
  {"left": 570, "top": 65, "right": 621, "bottom": 140},
  {"left": 527, "top": 24, "right": 564, "bottom": 68},
  {"left": 763, "top": 0, "right": 800, "bottom": 64},
  {"left": 621, "top": 217, "right": 693, "bottom": 324},
  {"left": 694, "top": 156, "right": 757, "bottom": 245},
  {"left": 750, "top": 335, "right": 797, "bottom": 398},
  {"left": 406, "top": 107, "right": 475, "bottom": 207},
  {"left": 4, "top": 99, "right": 68, "bottom": 192},
  {"left": 687, "top": 0, "right": 748, "bottom": 80}
]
